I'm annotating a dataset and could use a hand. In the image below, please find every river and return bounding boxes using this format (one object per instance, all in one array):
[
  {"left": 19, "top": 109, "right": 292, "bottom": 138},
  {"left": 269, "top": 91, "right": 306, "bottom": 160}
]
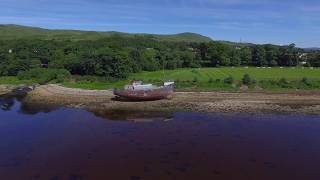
[{"left": 0, "top": 94, "right": 320, "bottom": 180}]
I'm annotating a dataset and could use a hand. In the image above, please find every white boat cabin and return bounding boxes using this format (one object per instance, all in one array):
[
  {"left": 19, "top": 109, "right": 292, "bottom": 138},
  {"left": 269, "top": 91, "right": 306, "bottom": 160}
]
[{"left": 124, "top": 81, "right": 174, "bottom": 91}]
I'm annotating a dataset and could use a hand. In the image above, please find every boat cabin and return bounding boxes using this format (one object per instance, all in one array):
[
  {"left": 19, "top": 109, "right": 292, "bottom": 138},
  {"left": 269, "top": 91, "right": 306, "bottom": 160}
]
[{"left": 124, "top": 81, "right": 174, "bottom": 91}]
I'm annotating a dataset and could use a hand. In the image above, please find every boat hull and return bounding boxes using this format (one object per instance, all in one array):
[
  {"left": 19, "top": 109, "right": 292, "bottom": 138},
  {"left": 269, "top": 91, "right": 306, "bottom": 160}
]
[{"left": 113, "top": 87, "right": 174, "bottom": 101}]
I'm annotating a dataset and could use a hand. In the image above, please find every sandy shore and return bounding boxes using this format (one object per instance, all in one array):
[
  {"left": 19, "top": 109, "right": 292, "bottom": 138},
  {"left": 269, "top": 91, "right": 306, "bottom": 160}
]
[
  {"left": 20, "top": 84, "right": 320, "bottom": 115},
  {"left": 0, "top": 85, "right": 19, "bottom": 95}
]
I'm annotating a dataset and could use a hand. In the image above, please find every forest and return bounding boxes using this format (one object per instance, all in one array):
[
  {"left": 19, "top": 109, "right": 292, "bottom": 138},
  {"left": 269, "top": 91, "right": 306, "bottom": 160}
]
[{"left": 0, "top": 35, "right": 319, "bottom": 80}]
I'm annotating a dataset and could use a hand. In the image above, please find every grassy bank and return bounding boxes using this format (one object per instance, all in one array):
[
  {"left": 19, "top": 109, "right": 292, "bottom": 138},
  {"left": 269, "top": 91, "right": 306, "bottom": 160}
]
[{"left": 0, "top": 76, "right": 36, "bottom": 85}]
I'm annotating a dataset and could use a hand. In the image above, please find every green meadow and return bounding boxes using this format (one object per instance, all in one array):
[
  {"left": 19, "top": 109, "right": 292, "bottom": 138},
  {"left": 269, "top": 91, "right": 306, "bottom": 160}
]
[
  {"left": 130, "top": 67, "right": 320, "bottom": 82},
  {"left": 0, "top": 76, "right": 36, "bottom": 85},
  {"left": 63, "top": 67, "right": 320, "bottom": 91},
  {"left": 1, "top": 67, "right": 320, "bottom": 91}
]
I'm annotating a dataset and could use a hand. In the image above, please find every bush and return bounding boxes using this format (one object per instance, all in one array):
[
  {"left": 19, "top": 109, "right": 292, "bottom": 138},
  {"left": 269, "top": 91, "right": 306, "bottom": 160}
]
[
  {"left": 191, "top": 69, "right": 199, "bottom": 74},
  {"left": 278, "top": 78, "right": 289, "bottom": 85},
  {"left": 242, "top": 74, "right": 251, "bottom": 85},
  {"left": 193, "top": 77, "right": 198, "bottom": 83},
  {"left": 208, "top": 78, "right": 214, "bottom": 83},
  {"left": 252, "top": 79, "right": 257, "bottom": 85},
  {"left": 301, "top": 77, "right": 310, "bottom": 86},
  {"left": 18, "top": 68, "right": 71, "bottom": 85},
  {"left": 278, "top": 78, "right": 292, "bottom": 88},
  {"left": 224, "top": 76, "right": 234, "bottom": 84}
]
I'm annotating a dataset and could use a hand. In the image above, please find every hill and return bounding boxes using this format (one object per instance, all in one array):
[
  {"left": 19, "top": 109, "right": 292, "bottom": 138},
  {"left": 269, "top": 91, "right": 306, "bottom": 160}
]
[
  {"left": 0, "top": 24, "right": 212, "bottom": 43},
  {"left": 304, "top": 47, "right": 320, "bottom": 52}
]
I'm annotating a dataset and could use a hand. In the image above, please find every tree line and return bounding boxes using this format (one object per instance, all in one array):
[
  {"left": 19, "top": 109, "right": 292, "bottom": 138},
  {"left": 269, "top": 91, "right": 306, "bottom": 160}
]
[{"left": 0, "top": 36, "right": 319, "bottom": 79}]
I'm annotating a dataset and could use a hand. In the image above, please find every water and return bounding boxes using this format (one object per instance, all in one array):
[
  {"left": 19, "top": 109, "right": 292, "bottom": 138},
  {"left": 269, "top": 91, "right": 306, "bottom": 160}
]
[{"left": 1, "top": 95, "right": 320, "bottom": 180}]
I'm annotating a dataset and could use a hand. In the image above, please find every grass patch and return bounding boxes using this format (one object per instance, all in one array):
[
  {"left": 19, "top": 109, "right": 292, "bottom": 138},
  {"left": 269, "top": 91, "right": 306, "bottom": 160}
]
[
  {"left": 62, "top": 81, "right": 127, "bottom": 90},
  {"left": 3, "top": 67, "right": 320, "bottom": 91},
  {"left": 130, "top": 67, "right": 320, "bottom": 82},
  {"left": 63, "top": 67, "right": 320, "bottom": 91},
  {"left": 0, "top": 76, "right": 36, "bottom": 85}
]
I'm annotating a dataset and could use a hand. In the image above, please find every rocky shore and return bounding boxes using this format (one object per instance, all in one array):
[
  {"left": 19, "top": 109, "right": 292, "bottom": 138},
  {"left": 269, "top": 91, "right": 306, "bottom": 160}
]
[{"left": 20, "top": 84, "right": 320, "bottom": 115}]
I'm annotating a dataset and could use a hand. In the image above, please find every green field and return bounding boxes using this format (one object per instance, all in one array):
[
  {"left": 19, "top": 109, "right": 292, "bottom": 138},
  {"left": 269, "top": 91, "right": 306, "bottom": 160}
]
[
  {"left": 62, "top": 81, "right": 127, "bottom": 90},
  {"left": 62, "top": 67, "right": 320, "bottom": 91},
  {"left": 0, "top": 76, "right": 35, "bottom": 85},
  {"left": 130, "top": 67, "right": 320, "bottom": 82},
  {"left": 2, "top": 67, "right": 320, "bottom": 91}
]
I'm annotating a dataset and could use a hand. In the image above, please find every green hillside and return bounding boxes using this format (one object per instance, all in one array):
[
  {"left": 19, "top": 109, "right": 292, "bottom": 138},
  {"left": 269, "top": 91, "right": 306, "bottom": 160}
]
[{"left": 0, "top": 24, "right": 212, "bottom": 42}]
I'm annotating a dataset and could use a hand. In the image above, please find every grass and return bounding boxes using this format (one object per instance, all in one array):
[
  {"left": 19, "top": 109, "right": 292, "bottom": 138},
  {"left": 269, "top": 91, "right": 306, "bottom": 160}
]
[
  {"left": 62, "top": 67, "right": 320, "bottom": 91},
  {"left": 130, "top": 67, "right": 320, "bottom": 82},
  {"left": 0, "top": 76, "right": 36, "bottom": 85},
  {"left": 2, "top": 67, "right": 320, "bottom": 91},
  {"left": 62, "top": 81, "right": 127, "bottom": 90}
]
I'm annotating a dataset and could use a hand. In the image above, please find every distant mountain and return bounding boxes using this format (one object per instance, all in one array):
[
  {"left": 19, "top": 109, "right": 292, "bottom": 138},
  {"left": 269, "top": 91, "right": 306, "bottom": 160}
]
[
  {"left": 0, "top": 24, "right": 212, "bottom": 43},
  {"left": 304, "top": 47, "right": 320, "bottom": 52}
]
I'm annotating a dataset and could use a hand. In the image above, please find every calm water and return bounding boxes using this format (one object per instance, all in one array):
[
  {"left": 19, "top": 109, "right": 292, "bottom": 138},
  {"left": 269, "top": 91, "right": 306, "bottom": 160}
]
[{"left": 0, "top": 95, "right": 320, "bottom": 180}]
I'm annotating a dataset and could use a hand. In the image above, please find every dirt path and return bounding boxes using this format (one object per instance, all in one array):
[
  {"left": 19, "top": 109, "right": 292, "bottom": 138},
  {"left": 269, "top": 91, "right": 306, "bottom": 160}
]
[{"left": 25, "top": 84, "right": 320, "bottom": 115}]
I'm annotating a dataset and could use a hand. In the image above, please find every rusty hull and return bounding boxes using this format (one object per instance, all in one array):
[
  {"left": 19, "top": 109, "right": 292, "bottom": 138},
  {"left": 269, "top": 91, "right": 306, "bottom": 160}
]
[{"left": 113, "top": 87, "right": 174, "bottom": 101}]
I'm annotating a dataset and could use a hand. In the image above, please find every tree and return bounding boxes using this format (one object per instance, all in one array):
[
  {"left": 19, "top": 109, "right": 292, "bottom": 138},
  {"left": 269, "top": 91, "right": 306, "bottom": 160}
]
[
  {"left": 307, "top": 52, "right": 320, "bottom": 67},
  {"left": 279, "top": 44, "right": 299, "bottom": 66},
  {"left": 207, "top": 42, "right": 231, "bottom": 66},
  {"left": 94, "top": 48, "right": 134, "bottom": 78},
  {"left": 252, "top": 46, "right": 266, "bottom": 66},
  {"left": 139, "top": 49, "right": 160, "bottom": 71},
  {"left": 230, "top": 47, "right": 241, "bottom": 66},
  {"left": 265, "top": 45, "right": 279, "bottom": 66},
  {"left": 181, "top": 50, "right": 199, "bottom": 68},
  {"left": 240, "top": 47, "right": 252, "bottom": 66}
]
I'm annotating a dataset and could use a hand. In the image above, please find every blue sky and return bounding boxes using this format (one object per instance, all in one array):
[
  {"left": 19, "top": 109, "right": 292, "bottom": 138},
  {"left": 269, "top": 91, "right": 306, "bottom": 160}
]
[{"left": 1, "top": 0, "right": 319, "bottom": 47}]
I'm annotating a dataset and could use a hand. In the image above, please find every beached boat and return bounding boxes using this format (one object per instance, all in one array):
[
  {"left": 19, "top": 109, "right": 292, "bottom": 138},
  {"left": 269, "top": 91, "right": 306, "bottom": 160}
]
[{"left": 113, "top": 81, "right": 174, "bottom": 101}]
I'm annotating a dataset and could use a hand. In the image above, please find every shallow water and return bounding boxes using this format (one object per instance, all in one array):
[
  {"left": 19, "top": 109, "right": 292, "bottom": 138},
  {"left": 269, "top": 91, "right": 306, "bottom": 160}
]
[{"left": 0, "top": 95, "right": 320, "bottom": 180}]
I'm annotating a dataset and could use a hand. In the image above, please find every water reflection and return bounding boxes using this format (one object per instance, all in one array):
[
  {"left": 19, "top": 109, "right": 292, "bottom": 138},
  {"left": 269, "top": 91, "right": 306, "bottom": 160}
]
[
  {"left": 91, "top": 109, "right": 173, "bottom": 122},
  {"left": 0, "top": 93, "right": 173, "bottom": 121},
  {"left": 0, "top": 94, "right": 59, "bottom": 115},
  {"left": 0, "top": 95, "right": 15, "bottom": 111}
]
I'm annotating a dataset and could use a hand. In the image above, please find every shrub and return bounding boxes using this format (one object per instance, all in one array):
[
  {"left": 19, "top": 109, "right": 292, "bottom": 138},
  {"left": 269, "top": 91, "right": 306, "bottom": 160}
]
[
  {"left": 242, "top": 74, "right": 251, "bottom": 85},
  {"left": 215, "top": 79, "right": 221, "bottom": 83},
  {"left": 208, "top": 78, "right": 214, "bottom": 83},
  {"left": 278, "top": 78, "right": 292, "bottom": 88},
  {"left": 193, "top": 77, "right": 198, "bottom": 83},
  {"left": 301, "top": 77, "right": 310, "bottom": 86},
  {"left": 224, "top": 76, "right": 234, "bottom": 84},
  {"left": 191, "top": 69, "right": 199, "bottom": 74},
  {"left": 278, "top": 78, "right": 289, "bottom": 85},
  {"left": 252, "top": 79, "right": 257, "bottom": 85}
]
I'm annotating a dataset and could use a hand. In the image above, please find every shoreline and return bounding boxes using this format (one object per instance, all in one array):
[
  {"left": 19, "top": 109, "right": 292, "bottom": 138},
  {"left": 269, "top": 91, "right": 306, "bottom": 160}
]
[
  {"left": 0, "top": 85, "right": 19, "bottom": 95},
  {"left": 15, "top": 84, "right": 320, "bottom": 115}
]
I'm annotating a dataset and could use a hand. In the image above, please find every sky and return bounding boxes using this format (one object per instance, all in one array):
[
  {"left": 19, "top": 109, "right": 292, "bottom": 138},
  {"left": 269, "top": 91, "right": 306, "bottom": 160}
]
[{"left": 0, "top": 0, "right": 319, "bottom": 47}]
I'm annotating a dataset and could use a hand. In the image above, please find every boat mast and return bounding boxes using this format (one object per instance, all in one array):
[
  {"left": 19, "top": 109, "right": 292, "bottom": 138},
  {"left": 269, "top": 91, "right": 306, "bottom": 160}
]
[{"left": 162, "top": 58, "right": 165, "bottom": 82}]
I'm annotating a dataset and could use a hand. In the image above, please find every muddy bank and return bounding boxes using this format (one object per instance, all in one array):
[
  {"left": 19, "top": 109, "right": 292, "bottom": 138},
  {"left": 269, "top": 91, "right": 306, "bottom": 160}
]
[
  {"left": 0, "top": 85, "right": 18, "bottom": 95},
  {"left": 24, "top": 84, "right": 320, "bottom": 115}
]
